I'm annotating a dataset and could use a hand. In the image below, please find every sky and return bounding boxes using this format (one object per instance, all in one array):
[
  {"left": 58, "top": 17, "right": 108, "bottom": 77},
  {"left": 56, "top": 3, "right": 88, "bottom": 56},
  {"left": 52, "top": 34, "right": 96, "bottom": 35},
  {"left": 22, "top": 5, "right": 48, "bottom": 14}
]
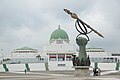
[{"left": 0, "top": 0, "right": 120, "bottom": 56}]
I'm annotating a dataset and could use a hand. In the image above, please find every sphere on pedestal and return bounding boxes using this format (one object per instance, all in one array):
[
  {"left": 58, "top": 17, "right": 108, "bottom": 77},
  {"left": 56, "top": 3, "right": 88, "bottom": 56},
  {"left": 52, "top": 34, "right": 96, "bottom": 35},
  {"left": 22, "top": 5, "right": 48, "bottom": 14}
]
[{"left": 76, "top": 37, "right": 88, "bottom": 46}]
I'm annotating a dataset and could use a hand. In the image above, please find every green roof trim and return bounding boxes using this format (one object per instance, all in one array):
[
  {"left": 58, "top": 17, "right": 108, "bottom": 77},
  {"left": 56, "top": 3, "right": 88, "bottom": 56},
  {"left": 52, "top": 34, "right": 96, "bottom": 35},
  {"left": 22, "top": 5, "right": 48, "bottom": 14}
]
[
  {"left": 16, "top": 47, "right": 37, "bottom": 50},
  {"left": 50, "top": 26, "right": 69, "bottom": 41}
]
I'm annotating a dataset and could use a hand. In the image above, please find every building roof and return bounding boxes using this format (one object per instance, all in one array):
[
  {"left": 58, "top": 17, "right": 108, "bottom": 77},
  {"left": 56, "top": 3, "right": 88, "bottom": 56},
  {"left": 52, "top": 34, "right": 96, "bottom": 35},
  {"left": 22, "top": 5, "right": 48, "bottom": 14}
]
[
  {"left": 86, "top": 48, "right": 105, "bottom": 52},
  {"left": 16, "top": 47, "right": 37, "bottom": 51},
  {"left": 50, "top": 26, "right": 69, "bottom": 41}
]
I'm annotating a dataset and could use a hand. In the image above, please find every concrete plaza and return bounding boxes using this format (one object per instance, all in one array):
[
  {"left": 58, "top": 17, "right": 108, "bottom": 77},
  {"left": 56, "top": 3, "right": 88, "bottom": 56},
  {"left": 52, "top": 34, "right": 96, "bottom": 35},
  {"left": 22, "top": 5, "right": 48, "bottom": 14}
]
[{"left": 0, "top": 70, "right": 120, "bottom": 80}]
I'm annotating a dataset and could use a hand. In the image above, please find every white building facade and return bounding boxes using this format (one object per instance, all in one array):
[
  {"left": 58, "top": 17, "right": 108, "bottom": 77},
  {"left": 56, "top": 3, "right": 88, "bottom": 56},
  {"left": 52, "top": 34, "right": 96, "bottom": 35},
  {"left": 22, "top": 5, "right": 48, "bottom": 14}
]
[
  {"left": 11, "top": 47, "right": 38, "bottom": 58},
  {"left": 43, "top": 26, "right": 76, "bottom": 70},
  {"left": 86, "top": 48, "right": 120, "bottom": 63},
  {"left": 1, "top": 26, "right": 120, "bottom": 72}
]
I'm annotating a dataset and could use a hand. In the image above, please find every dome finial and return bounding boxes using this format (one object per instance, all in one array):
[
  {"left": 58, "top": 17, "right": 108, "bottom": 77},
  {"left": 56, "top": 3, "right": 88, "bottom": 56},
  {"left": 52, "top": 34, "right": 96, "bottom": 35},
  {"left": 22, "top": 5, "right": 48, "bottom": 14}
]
[{"left": 58, "top": 25, "right": 60, "bottom": 29}]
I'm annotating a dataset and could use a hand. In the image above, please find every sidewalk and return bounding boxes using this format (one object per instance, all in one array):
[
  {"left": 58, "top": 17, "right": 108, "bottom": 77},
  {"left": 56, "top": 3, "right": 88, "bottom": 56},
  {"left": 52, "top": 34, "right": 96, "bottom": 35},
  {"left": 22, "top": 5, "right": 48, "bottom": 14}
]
[{"left": 0, "top": 70, "right": 120, "bottom": 80}]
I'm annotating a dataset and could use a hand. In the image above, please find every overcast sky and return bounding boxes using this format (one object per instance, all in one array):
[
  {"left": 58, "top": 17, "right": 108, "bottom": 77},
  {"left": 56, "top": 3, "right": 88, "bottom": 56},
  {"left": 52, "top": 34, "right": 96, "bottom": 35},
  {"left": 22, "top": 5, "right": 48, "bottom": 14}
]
[{"left": 0, "top": 0, "right": 120, "bottom": 56}]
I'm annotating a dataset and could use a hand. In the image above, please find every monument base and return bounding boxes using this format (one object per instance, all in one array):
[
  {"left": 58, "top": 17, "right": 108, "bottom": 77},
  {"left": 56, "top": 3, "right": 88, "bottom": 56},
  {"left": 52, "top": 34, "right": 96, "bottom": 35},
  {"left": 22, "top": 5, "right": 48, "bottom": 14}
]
[{"left": 72, "top": 66, "right": 92, "bottom": 77}]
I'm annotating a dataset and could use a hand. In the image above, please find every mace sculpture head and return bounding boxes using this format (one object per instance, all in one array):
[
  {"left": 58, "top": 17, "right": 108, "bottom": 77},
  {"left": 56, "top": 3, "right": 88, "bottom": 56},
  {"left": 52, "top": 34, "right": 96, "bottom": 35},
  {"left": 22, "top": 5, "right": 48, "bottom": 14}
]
[{"left": 63, "top": 8, "right": 104, "bottom": 40}]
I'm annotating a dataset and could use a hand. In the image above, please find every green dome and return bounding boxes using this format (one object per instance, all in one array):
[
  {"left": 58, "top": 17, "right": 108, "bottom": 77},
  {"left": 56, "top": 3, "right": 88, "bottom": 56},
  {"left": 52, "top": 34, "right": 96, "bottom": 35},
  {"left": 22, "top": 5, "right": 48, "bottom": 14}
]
[{"left": 50, "top": 26, "right": 69, "bottom": 42}]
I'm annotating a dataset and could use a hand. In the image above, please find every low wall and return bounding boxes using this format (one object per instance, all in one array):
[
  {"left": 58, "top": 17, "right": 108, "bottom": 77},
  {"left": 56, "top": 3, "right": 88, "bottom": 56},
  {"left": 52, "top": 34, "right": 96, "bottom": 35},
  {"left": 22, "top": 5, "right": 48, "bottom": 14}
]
[
  {"left": 29, "top": 63, "right": 45, "bottom": 71},
  {"left": 0, "top": 65, "right": 5, "bottom": 72},
  {"left": 0, "top": 63, "right": 119, "bottom": 72},
  {"left": 98, "top": 63, "right": 116, "bottom": 70},
  {"left": 7, "top": 64, "right": 25, "bottom": 72},
  {"left": 0, "top": 63, "right": 46, "bottom": 72},
  {"left": 48, "top": 61, "right": 74, "bottom": 70}
]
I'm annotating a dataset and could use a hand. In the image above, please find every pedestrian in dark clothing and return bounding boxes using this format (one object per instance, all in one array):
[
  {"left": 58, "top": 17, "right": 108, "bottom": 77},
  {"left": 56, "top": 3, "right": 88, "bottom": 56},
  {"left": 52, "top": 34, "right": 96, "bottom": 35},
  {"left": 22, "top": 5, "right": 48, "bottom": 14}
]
[
  {"left": 93, "top": 68, "right": 96, "bottom": 76},
  {"left": 25, "top": 69, "right": 27, "bottom": 74}
]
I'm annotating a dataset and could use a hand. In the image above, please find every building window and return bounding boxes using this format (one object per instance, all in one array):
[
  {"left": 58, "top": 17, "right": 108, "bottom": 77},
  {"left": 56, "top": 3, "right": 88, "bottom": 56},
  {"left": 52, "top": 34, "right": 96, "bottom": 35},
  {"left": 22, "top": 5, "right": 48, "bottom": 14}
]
[
  {"left": 56, "top": 40, "right": 63, "bottom": 44},
  {"left": 49, "top": 54, "right": 57, "bottom": 61},
  {"left": 66, "top": 54, "right": 72, "bottom": 61},
  {"left": 58, "top": 54, "right": 65, "bottom": 61},
  {"left": 112, "top": 54, "right": 120, "bottom": 56}
]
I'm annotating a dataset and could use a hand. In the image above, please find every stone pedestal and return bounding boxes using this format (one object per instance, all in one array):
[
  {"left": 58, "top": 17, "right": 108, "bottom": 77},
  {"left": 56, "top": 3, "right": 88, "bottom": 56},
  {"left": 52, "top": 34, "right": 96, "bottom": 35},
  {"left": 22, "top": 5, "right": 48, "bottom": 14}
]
[{"left": 72, "top": 66, "right": 92, "bottom": 77}]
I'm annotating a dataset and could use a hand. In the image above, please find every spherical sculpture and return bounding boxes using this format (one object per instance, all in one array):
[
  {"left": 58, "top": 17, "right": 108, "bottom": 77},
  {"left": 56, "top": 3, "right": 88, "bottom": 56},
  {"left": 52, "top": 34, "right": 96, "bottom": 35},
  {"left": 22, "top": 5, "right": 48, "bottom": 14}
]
[{"left": 76, "top": 37, "right": 88, "bottom": 46}]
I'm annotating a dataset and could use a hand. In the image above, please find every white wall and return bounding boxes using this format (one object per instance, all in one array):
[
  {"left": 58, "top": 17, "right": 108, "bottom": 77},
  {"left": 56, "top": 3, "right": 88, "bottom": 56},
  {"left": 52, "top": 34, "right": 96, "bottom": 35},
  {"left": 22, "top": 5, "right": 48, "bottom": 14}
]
[
  {"left": 89, "top": 63, "right": 117, "bottom": 70},
  {"left": 7, "top": 64, "right": 25, "bottom": 72},
  {"left": 98, "top": 63, "right": 116, "bottom": 70},
  {"left": 29, "top": 63, "right": 45, "bottom": 71},
  {"left": 0, "top": 63, "right": 119, "bottom": 72},
  {"left": 0, "top": 63, "right": 46, "bottom": 72},
  {"left": 0, "top": 64, "right": 5, "bottom": 72},
  {"left": 48, "top": 61, "right": 74, "bottom": 70},
  {"left": 44, "top": 44, "right": 76, "bottom": 53}
]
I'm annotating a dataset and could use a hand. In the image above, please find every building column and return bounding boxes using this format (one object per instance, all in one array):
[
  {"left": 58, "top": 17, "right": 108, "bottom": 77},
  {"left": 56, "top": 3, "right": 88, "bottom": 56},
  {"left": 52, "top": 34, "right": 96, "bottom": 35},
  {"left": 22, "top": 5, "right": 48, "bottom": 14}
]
[
  {"left": 44, "top": 62, "right": 49, "bottom": 71},
  {"left": 25, "top": 63, "right": 30, "bottom": 71},
  {"left": 115, "top": 63, "right": 119, "bottom": 70},
  {"left": 3, "top": 64, "right": 9, "bottom": 72},
  {"left": 56, "top": 54, "right": 58, "bottom": 61},
  {"left": 94, "top": 62, "right": 98, "bottom": 69}
]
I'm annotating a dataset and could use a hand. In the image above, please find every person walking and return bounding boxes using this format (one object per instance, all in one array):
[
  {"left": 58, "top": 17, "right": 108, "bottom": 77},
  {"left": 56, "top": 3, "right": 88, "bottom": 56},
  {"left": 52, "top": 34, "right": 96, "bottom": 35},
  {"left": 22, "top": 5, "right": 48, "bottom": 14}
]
[
  {"left": 24, "top": 69, "right": 27, "bottom": 74},
  {"left": 93, "top": 68, "right": 96, "bottom": 76}
]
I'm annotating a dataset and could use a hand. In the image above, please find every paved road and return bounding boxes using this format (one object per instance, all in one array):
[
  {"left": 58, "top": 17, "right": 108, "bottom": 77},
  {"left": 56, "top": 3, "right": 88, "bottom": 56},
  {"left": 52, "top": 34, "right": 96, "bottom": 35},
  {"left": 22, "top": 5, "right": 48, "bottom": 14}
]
[{"left": 0, "top": 71, "right": 120, "bottom": 80}]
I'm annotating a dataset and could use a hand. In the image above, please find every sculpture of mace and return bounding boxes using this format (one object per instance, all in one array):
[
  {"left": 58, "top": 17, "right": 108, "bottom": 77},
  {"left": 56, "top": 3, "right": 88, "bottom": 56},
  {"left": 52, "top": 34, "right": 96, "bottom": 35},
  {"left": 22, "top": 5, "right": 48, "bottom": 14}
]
[
  {"left": 63, "top": 9, "right": 104, "bottom": 66},
  {"left": 63, "top": 9, "right": 104, "bottom": 41}
]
